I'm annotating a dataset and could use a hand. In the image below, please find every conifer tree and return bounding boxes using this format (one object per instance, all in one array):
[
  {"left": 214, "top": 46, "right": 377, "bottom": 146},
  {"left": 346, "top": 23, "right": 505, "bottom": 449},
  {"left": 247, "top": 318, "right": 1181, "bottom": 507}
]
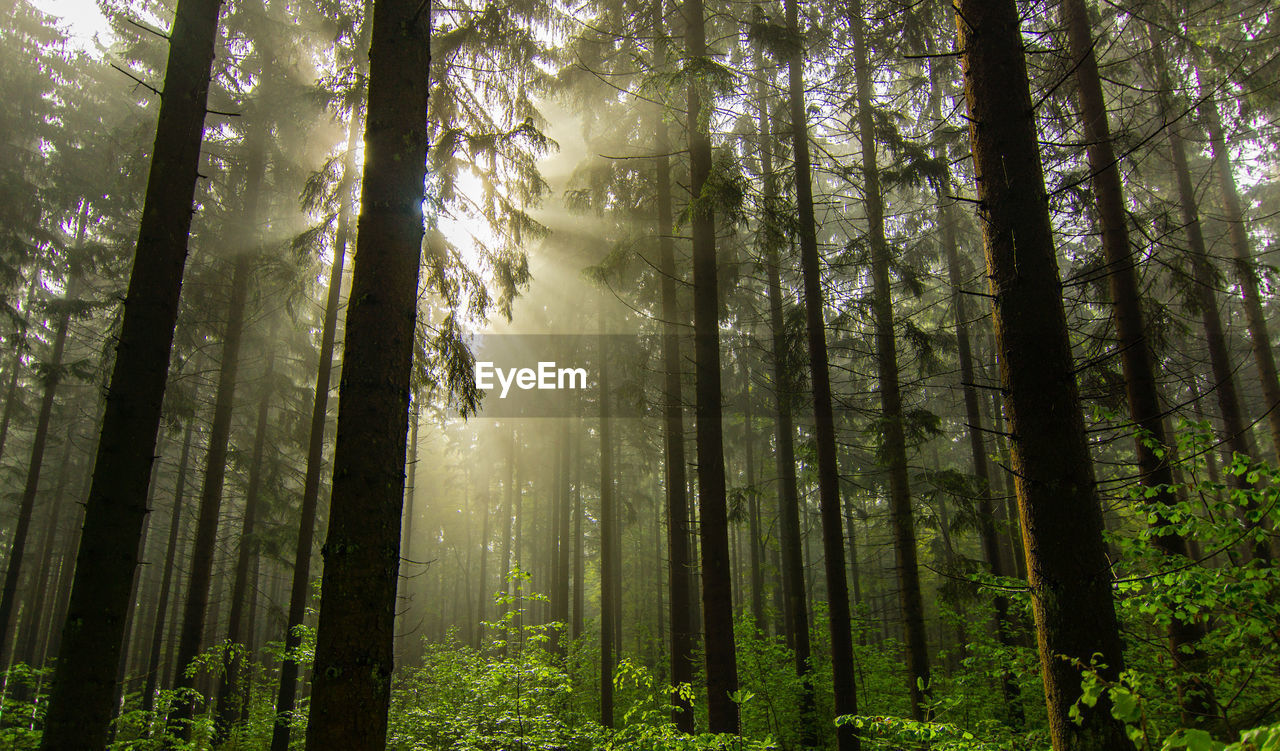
[{"left": 40, "top": 0, "right": 226, "bottom": 744}]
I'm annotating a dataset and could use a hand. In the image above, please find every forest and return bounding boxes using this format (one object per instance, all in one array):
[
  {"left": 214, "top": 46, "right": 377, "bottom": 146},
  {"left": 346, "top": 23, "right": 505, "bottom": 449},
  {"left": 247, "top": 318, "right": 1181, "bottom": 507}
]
[{"left": 0, "top": 0, "right": 1278, "bottom": 748}]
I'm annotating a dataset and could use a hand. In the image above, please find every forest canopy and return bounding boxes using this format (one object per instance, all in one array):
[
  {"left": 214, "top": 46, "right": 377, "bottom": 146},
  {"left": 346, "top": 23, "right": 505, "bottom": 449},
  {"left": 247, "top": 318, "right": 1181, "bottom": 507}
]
[{"left": 0, "top": 0, "right": 1278, "bottom": 749}]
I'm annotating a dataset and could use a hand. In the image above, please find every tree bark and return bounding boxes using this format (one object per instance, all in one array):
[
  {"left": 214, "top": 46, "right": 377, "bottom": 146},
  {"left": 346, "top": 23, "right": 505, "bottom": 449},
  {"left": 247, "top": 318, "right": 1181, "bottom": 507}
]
[
  {"left": 754, "top": 51, "right": 818, "bottom": 741},
  {"left": 954, "top": 2, "right": 1134, "bottom": 747},
  {"left": 1157, "top": 87, "right": 1254, "bottom": 473},
  {"left": 650, "top": 25, "right": 696, "bottom": 720},
  {"left": 0, "top": 282, "right": 41, "bottom": 491},
  {"left": 849, "top": 0, "right": 928, "bottom": 720},
  {"left": 930, "top": 56, "right": 1021, "bottom": 722},
  {"left": 500, "top": 431, "right": 516, "bottom": 629},
  {"left": 270, "top": 46, "right": 365, "bottom": 750},
  {"left": 39, "top": 0, "right": 224, "bottom": 737},
  {"left": 13, "top": 433, "right": 75, "bottom": 670},
  {"left": 303, "top": 0, "right": 429, "bottom": 742},
  {"left": 598, "top": 320, "right": 616, "bottom": 728},
  {"left": 104, "top": 429, "right": 167, "bottom": 733},
  {"left": 475, "top": 479, "right": 490, "bottom": 648},
  {"left": 572, "top": 425, "right": 584, "bottom": 641},
  {"left": 1195, "top": 71, "right": 1280, "bottom": 468},
  {"left": 214, "top": 346, "right": 277, "bottom": 737},
  {"left": 553, "top": 420, "right": 572, "bottom": 654},
  {"left": 0, "top": 270, "right": 83, "bottom": 669},
  {"left": 1061, "top": 0, "right": 1217, "bottom": 713},
  {"left": 743, "top": 376, "right": 764, "bottom": 634},
  {"left": 143, "top": 421, "right": 194, "bottom": 714},
  {"left": 167, "top": 253, "right": 252, "bottom": 736},
  {"left": 686, "top": 0, "right": 739, "bottom": 732},
  {"left": 395, "top": 403, "right": 420, "bottom": 665}
]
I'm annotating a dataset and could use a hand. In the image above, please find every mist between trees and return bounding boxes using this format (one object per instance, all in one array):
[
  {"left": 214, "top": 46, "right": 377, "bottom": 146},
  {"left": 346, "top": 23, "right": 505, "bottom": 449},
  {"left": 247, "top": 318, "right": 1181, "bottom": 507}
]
[{"left": 0, "top": 0, "right": 1278, "bottom": 749}]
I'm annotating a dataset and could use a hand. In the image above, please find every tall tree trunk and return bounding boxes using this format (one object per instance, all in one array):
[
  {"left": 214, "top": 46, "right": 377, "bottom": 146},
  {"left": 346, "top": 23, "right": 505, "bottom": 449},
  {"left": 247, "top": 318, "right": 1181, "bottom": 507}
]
[
  {"left": 13, "top": 433, "right": 75, "bottom": 669},
  {"left": 0, "top": 279, "right": 42, "bottom": 496},
  {"left": 462, "top": 478, "right": 475, "bottom": 648},
  {"left": 143, "top": 420, "right": 194, "bottom": 715},
  {"left": 270, "top": 48, "right": 365, "bottom": 750},
  {"left": 0, "top": 352, "right": 23, "bottom": 471},
  {"left": 954, "top": 2, "right": 1134, "bottom": 748},
  {"left": 841, "top": 493, "right": 861, "bottom": 632},
  {"left": 598, "top": 321, "right": 616, "bottom": 728},
  {"left": 39, "top": 0, "right": 224, "bottom": 741},
  {"left": 553, "top": 421, "right": 572, "bottom": 654},
  {"left": 396, "top": 403, "right": 420, "bottom": 664},
  {"left": 105, "top": 429, "right": 167, "bottom": 732},
  {"left": 303, "top": 0, "right": 429, "bottom": 743},
  {"left": 1144, "top": 37, "right": 1254, "bottom": 475},
  {"left": 744, "top": 373, "right": 764, "bottom": 633},
  {"left": 754, "top": 46, "right": 818, "bottom": 741},
  {"left": 1061, "top": 0, "right": 1217, "bottom": 714},
  {"left": 168, "top": 244, "right": 256, "bottom": 737},
  {"left": 0, "top": 268, "right": 83, "bottom": 668},
  {"left": 45, "top": 398, "right": 104, "bottom": 667},
  {"left": 572, "top": 425, "right": 584, "bottom": 641},
  {"left": 500, "top": 431, "right": 516, "bottom": 628},
  {"left": 1195, "top": 70, "right": 1280, "bottom": 467},
  {"left": 214, "top": 347, "right": 277, "bottom": 738},
  {"left": 651, "top": 30, "right": 696, "bottom": 719},
  {"left": 475, "top": 480, "right": 489, "bottom": 648},
  {"left": 2, "top": 209, "right": 88, "bottom": 672},
  {"left": 686, "top": 0, "right": 739, "bottom": 732},
  {"left": 849, "top": 0, "right": 928, "bottom": 721},
  {"left": 931, "top": 58, "right": 1021, "bottom": 722}
]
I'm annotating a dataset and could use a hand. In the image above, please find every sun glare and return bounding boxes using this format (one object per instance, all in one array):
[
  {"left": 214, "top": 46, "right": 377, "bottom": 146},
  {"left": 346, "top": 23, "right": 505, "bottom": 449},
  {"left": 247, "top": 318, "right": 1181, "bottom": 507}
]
[
  {"left": 34, "top": 0, "right": 112, "bottom": 52},
  {"left": 435, "top": 168, "right": 493, "bottom": 278}
]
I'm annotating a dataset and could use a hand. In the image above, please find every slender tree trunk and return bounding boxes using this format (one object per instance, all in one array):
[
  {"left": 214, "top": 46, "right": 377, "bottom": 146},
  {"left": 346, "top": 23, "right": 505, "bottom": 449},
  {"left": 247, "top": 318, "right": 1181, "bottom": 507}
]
[
  {"left": 475, "top": 481, "right": 489, "bottom": 648},
  {"left": 1195, "top": 70, "right": 1280, "bottom": 467},
  {"left": 931, "top": 58, "right": 1021, "bottom": 721},
  {"left": 168, "top": 250, "right": 255, "bottom": 738},
  {"left": 1061, "top": 0, "right": 1217, "bottom": 715},
  {"left": 954, "top": 2, "right": 1134, "bottom": 747},
  {"left": 0, "top": 269, "right": 83, "bottom": 668},
  {"left": 849, "top": 0, "right": 927, "bottom": 722},
  {"left": 0, "top": 280, "right": 41, "bottom": 494},
  {"left": 598, "top": 321, "right": 616, "bottom": 728},
  {"left": 513, "top": 442, "right": 525, "bottom": 635},
  {"left": 143, "top": 421, "right": 194, "bottom": 715},
  {"left": 396, "top": 404, "right": 420, "bottom": 664},
  {"left": 1145, "top": 37, "right": 1254, "bottom": 477},
  {"left": 270, "top": 51, "right": 366, "bottom": 749},
  {"left": 214, "top": 347, "right": 276, "bottom": 738},
  {"left": 651, "top": 44, "right": 696, "bottom": 722},
  {"left": 842, "top": 495, "right": 861, "bottom": 631},
  {"left": 553, "top": 421, "right": 572, "bottom": 653},
  {"left": 39, "top": 0, "right": 224, "bottom": 741},
  {"left": 462, "top": 478, "right": 475, "bottom": 648},
  {"left": 985, "top": 378, "right": 1026, "bottom": 580},
  {"left": 754, "top": 48, "right": 818, "bottom": 741},
  {"left": 686, "top": 0, "right": 739, "bottom": 731},
  {"left": 572, "top": 425, "right": 584, "bottom": 641},
  {"left": 0, "top": 353, "right": 23, "bottom": 471},
  {"left": 14, "top": 434, "right": 75, "bottom": 669},
  {"left": 45, "top": 400, "right": 103, "bottom": 667},
  {"left": 744, "top": 374, "right": 764, "bottom": 633},
  {"left": 304, "top": 0, "right": 429, "bottom": 742},
  {"left": 500, "top": 431, "right": 516, "bottom": 627},
  {"left": 2, "top": 210, "right": 88, "bottom": 673}
]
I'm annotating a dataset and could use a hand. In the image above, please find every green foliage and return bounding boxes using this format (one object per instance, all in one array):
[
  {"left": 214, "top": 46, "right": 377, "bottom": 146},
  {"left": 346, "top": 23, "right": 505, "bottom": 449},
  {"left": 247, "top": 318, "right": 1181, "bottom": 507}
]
[{"left": 835, "top": 714, "right": 1011, "bottom": 750}]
